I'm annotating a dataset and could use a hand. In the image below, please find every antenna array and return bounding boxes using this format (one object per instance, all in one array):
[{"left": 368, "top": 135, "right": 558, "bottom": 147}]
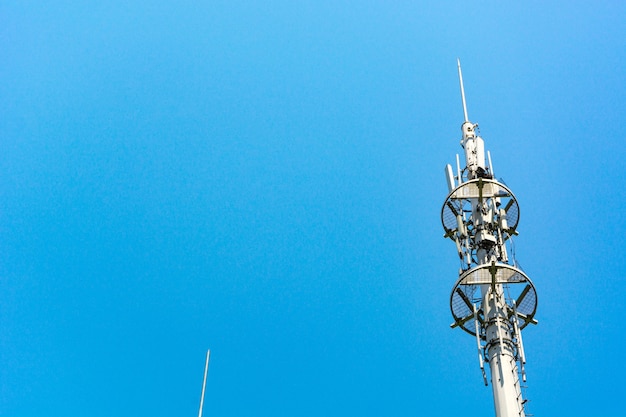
[{"left": 441, "top": 62, "right": 538, "bottom": 417}]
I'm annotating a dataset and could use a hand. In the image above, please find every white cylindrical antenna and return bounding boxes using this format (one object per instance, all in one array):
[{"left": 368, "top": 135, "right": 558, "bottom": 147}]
[
  {"left": 456, "top": 154, "right": 462, "bottom": 185},
  {"left": 512, "top": 301, "right": 527, "bottom": 381},
  {"left": 473, "top": 304, "right": 488, "bottom": 386},
  {"left": 445, "top": 164, "right": 455, "bottom": 192},
  {"left": 487, "top": 150, "right": 494, "bottom": 177},
  {"left": 198, "top": 349, "right": 211, "bottom": 417},
  {"left": 457, "top": 59, "right": 469, "bottom": 122}
]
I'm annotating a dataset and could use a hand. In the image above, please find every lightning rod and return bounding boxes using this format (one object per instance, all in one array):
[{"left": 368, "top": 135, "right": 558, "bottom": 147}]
[{"left": 198, "top": 349, "right": 211, "bottom": 417}]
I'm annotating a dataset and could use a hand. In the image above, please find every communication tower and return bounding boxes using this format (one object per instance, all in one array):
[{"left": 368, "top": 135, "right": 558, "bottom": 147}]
[{"left": 441, "top": 61, "right": 538, "bottom": 417}]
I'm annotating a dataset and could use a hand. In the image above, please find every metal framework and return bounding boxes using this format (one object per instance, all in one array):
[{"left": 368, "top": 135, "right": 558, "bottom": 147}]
[{"left": 441, "top": 61, "right": 538, "bottom": 417}]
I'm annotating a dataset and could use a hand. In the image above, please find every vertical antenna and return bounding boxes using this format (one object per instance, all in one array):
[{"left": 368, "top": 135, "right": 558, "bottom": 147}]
[
  {"left": 457, "top": 58, "right": 469, "bottom": 122},
  {"left": 198, "top": 349, "right": 211, "bottom": 417}
]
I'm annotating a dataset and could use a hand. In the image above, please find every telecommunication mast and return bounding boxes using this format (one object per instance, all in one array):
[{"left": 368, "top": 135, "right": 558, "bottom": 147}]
[{"left": 441, "top": 61, "right": 538, "bottom": 417}]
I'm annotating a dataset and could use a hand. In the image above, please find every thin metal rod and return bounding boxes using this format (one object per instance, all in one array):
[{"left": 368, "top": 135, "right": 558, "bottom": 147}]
[
  {"left": 457, "top": 58, "right": 469, "bottom": 122},
  {"left": 487, "top": 150, "right": 494, "bottom": 178},
  {"left": 198, "top": 349, "right": 211, "bottom": 417},
  {"left": 473, "top": 304, "right": 488, "bottom": 386}
]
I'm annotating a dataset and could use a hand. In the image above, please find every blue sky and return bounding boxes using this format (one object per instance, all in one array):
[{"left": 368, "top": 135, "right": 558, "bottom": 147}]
[{"left": 1, "top": 2, "right": 625, "bottom": 416}]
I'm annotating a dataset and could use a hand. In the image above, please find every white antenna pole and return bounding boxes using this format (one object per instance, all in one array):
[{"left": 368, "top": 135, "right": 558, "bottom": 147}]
[
  {"left": 198, "top": 349, "right": 211, "bottom": 417},
  {"left": 457, "top": 58, "right": 469, "bottom": 122}
]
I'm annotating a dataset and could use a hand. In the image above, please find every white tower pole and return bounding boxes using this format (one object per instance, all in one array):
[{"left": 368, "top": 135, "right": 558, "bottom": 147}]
[{"left": 484, "top": 286, "right": 525, "bottom": 417}]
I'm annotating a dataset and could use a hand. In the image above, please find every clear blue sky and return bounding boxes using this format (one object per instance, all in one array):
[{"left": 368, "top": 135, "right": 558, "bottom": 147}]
[{"left": 2, "top": 2, "right": 625, "bottom": 416}]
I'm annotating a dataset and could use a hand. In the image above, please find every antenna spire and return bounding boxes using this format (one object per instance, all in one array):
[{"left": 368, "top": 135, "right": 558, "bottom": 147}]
[
  {"left": 198, "top": 349, "right": 211, "bottom": 417},
  {"left": 457, "top": 58, "right": 469, "bottom": 122}
]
